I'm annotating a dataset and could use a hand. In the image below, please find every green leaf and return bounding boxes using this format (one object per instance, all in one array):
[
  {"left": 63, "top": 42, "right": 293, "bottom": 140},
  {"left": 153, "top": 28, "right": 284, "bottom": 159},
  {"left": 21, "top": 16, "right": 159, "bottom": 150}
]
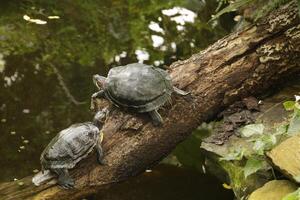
[
  {"left": 252, "top": 140, "right": 265, "bottom": 155},
  {"left": 282, "top": 188, "right": 300, "bottom": 200},
  {"left": 283, "top": 101, "right": 295, "bottom": 111},
  {"left": 252, "top": 135, "right": 277, "bottom": 155},
  {"left": 220, "top": 147, "right": 245, "bottom": 161},
  {"left": 243, "top": 157, "right": 264, "bottom": 178},
  {"left": 287, "top": 112, "right": 300, "bottom": 135},
  {"left": 295, "top": 102, "right": 300, "bottom": 110},
  {"left": 275, "top": 124, "right": 288, "bottom": 136},
  {"left": 240, "top": 124, "right": 264, "bottom": 137},
  {"left": 209, "top": 0, "right": 254, "bottom": 22}
]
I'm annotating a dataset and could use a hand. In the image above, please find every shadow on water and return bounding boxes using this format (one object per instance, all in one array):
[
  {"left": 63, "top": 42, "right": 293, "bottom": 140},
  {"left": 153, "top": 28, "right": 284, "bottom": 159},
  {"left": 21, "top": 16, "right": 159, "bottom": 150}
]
[
  {"left": 0, "top": 0, "right": 236, "bottom": 199},
  {"left": 86, "top": 164, "right": 234, "bottom": 200}
]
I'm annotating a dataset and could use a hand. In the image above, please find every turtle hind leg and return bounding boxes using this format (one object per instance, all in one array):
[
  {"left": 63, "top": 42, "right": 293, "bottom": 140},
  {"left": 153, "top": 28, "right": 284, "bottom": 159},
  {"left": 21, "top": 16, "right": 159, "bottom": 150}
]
[
  {"left": 52, "top": 168, "right": 74, "bottom": 189},
  {"left": 149, "top": 110, "right": 163, "bottom": 126},
  {"left": 173, "top": 86, "right": 189, "bottom": 96}
]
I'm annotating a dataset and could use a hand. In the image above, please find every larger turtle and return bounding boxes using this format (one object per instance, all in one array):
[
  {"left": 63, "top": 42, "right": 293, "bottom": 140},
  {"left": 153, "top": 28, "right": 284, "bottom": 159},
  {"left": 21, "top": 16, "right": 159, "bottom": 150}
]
[
  {"left": 92, "top": 63, "right": 189, "bottom": 126},
  {"left": 37, "top": 109, "right": 107, "bottom": 189}
]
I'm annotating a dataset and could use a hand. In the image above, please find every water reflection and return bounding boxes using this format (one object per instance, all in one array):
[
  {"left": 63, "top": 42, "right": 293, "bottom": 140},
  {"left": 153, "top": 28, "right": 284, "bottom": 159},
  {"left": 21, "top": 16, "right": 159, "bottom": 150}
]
[{"left": 87, "top": 165, "right": 233, "bottom": 200}]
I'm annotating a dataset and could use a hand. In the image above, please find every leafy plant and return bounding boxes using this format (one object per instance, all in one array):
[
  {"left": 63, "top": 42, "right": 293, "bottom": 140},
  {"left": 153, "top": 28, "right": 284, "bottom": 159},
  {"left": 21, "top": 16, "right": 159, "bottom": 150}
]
[
  {"left": 283, "top": 101, "right": 296, "bottom": 111},
  {"left": 283, "top": 98, "right": 300, "bottom": 135},
  {"left": 211, "top": 0, "right": 294, "bottom": 22},
  {"left": 243, "top": 157, "right": 265, "bottom": 178},
  {"left": 220, "top": 147, "right": 246, "bottom": 161},
  {"left": 282, "top": 188, "right": 300, "bottom": 200},
  {"left": 252, "top": 0, "right": 291, "bottom": 21},
  {"left": 252, "top": 134, "right": 277, "bottom": 155},
  {"left": 210, "top": 0, "right": 254, "bottom": 22},
  {"left": 240, "top": 124, "right": 264, "bottom": 138}
]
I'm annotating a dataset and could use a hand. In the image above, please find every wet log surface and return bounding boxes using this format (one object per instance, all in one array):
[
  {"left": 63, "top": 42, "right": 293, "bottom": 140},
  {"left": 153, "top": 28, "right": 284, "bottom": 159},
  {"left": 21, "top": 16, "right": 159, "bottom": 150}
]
[{"left": 1, "top": 1, "right": 300, "bottom": 199}]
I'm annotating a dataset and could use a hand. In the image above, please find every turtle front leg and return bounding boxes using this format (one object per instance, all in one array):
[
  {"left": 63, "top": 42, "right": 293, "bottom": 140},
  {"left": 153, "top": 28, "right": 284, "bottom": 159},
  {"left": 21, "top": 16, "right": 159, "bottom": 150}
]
[
  {"left": 91, "top": 90, "right": 105, "bottom": 111},
  {"left": 173, "top": 86, "right": 189, "bottom": 96},
  {"left": 52, "top": 168, "right": 74, "bottom": 189},
  {"left": 149, "top": 110, "right": 163, "bottom": 126},
  {"left": 96, "top": 140, "right": 106, "bottom": 165},
  {"left": 173, "top": 86, "right": 194, "bottom": 104}
]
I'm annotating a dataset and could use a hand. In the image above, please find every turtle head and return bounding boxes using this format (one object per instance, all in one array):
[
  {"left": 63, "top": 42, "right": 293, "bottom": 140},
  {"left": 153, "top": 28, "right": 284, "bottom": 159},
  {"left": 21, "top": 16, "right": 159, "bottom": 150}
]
[
  {"left": 93, "top": 74, "right": 106, "bottom": 89},
  {"left": 93, "top": 107, "right": 109, "bottom": 127}
]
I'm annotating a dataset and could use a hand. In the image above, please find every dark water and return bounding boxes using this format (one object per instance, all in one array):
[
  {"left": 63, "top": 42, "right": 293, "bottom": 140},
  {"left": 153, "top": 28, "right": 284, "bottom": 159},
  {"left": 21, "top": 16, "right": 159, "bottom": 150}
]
[
  {"left": 0, "top": 0, "right": 235, "bottom": 199},
  {"left": 87, "top": 164, "right": 233, "bottom": 200}
]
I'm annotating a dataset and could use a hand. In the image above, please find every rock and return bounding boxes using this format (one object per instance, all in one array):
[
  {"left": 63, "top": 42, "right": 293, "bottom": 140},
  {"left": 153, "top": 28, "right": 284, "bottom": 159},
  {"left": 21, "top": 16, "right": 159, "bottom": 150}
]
[
  {"left": 248, "top": 180, "right": 297, "bottom": 200},
  {"left": 243, "top": 96, "right": 260, "bottom": 111},
  {"left": 267, "top": 134, "right": 300, "bottom": 182}
]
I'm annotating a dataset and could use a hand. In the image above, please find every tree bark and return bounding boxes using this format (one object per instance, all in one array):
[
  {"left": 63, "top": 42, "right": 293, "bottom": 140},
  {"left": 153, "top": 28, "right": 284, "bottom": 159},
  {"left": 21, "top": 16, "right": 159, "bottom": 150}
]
[{"left": 1, "top": 1, "right": 300, "bottom": 199}]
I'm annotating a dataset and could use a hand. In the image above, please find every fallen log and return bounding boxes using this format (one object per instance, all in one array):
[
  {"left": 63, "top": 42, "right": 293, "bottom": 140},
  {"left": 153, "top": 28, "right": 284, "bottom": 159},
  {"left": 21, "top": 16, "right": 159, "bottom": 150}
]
[{"left": 0, "top": 1, "right": 300, "bottom": 199}]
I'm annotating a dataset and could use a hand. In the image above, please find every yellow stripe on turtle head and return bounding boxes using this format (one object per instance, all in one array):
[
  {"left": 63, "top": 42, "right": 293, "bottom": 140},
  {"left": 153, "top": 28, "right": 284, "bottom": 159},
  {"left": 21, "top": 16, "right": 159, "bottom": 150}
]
[{"left": 99, "top": 132, "right": 104, "bottom": 143}]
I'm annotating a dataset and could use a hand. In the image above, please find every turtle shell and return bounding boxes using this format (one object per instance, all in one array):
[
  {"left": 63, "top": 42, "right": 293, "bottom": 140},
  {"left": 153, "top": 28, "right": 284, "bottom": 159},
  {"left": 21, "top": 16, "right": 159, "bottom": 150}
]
[
  {"left": 41, "top": 122, "right": 100, "bottom": 169},
  {"left": 104, "top": 63, "right": 173, "bottom": 112}
]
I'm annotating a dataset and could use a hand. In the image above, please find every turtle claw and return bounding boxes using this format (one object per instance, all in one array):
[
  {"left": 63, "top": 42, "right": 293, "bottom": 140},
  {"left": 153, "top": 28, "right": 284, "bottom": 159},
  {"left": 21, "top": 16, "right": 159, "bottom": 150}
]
[
  {"left": 98, "top": 158, "right": 107, "bottom": 165},
  {"left": 54, "top": 169, "right": 75, "bottom": 190},
  {"left": 61, "top": 184, "right": 74, "bottom": 189},
  {"left": 152, "top": 119, "right": 163, "bottom": 127},
  {"left": 188, "top": 94, "right": 197, "bottom": 109},
  {"left": 58, "top": 177, "right": 75, "bottom": 189},
  {"left": 173, "top": 86, "right": 190, "bottom": 96},
  {"left": 183, "top": 93, "right": 194, "bottom": 102}
]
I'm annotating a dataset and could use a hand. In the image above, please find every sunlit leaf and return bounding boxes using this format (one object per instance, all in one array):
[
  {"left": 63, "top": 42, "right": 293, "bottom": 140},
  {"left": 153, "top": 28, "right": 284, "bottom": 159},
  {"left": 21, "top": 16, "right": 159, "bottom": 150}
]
[
  {"left": 252, "top": 140, "right": 265, "bottom": 155},
  {"left": 48, "top": 16, "right": 60, "bottom": 19},
  {"left": 283, "top": 101, "right": 295, "bottom": 111},
  {"left": 220, "top": 147, "right": 245, "bottom": 161},
  {"left": 253, "top": 0, "right": 292, "bottom": 21},
  {"left": 243, "top": 157, "right": 264, "bottom": 178},
  {"left": 287, "top": 111, "right": 300, "bottom": 135},
  {"left": 23, "top": 15, "right": 31, "bottom": 21},
  {"left": 252, "top": 135, "right": 277, "bottom": 155},
  {"left": 240, "top": 124, "right": 264, "bottom": 137},
  {"left": 0, "top": 53, "right": 5, "bottom": 73},
  {"left": 282, "top": 188, "right": 300, "bottom": 200},
  {"left": 295, "top": 102, "right": 300, "bottom": 110},
  {"left": 274, "top": 124, "right": 288, "bottom": 136},
  {"left": 210, "top": 0, "right": 254, "bottom": 22},
  {"left": 29, "top": 19, "right": 47, "bottom": 25}
]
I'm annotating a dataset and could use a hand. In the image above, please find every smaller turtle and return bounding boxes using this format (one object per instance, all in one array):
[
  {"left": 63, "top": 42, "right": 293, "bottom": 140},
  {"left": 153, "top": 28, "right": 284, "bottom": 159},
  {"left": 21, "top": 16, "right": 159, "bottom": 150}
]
[
  {"left": 91, "top": 63, "right": 189, "bottom": 126},
  {"left": 39, "top": 109, "right": 107, "bottom": 189}
]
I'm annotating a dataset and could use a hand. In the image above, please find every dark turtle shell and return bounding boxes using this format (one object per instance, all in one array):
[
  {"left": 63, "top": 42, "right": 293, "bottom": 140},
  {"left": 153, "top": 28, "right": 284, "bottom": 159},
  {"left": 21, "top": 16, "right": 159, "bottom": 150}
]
[
  {"left": 104, "top": 63, "right": 173, "bottom": 112},
  {"left": 41, "top": 122, "right": 101, "bottom": 169}
]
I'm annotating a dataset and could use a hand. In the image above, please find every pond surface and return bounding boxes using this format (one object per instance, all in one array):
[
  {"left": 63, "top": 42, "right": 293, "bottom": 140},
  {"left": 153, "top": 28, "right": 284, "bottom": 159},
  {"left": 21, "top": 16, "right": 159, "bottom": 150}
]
[
  {"left": 87, "top": 164, "right": 233, "bottom": 200},
  {"left": 0, "top": 0, "right": 235, "bottom": 199}
]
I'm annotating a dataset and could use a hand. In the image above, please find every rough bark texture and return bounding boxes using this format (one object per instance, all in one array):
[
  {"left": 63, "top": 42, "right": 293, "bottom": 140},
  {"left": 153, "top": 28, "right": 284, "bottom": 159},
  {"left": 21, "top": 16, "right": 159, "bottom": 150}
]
[{"left": 1, "top": 1, "right": 300, "bottom": 199}]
